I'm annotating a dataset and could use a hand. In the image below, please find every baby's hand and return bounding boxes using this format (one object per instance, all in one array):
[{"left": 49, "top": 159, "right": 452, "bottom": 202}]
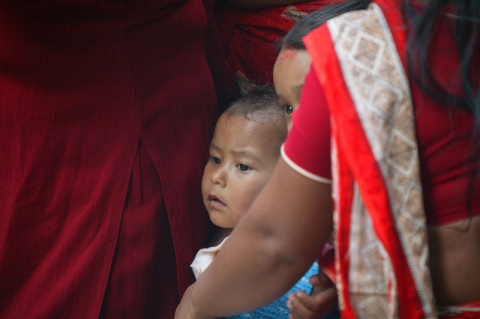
[{"left": 286, "top": 272, "right": 337, "bottom": 319}]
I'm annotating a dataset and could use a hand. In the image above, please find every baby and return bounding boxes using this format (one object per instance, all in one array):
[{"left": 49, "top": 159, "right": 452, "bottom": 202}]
[{"left": 191, "top": 87, "right": 319, "bottom": 319}]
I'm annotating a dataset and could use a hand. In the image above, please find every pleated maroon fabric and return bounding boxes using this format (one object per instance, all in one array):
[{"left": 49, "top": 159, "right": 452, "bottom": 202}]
[{"left": 0, "top": 1, "right": 217, "bottom": 318}]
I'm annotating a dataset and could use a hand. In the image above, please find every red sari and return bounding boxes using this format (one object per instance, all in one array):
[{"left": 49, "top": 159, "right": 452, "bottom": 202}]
[
  {"left": 305, "top": 1, "right": 437, "bottom": 317},
  {"left": 0, "top": 1, "right": 217, "bottom": 318}
]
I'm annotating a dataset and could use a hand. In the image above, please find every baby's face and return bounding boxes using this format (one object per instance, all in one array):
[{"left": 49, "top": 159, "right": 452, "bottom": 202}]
[
  {"left": 201, "top": 113, "right": 279, "bottom": 229},
  {"left": 273, "top": 48, "right": 311, "bottom": 130}
]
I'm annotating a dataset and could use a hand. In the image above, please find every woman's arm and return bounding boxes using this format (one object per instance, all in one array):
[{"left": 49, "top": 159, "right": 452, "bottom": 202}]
[
  {"left": 223, "top": 0, "right": 314, "bottom": 8},
  {"left": 175, "top": 158, "right": 333, "bottom": 319}
]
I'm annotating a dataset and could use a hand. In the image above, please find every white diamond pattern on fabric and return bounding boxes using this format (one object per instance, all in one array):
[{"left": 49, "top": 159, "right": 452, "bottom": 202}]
[{"left": 327, "top": 3, "right": 436, "bottom": 318}]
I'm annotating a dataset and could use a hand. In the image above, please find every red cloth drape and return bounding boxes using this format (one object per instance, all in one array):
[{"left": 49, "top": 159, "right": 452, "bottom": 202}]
[{"left": 0, "top": 1, "right": 217, "bottom": 318}]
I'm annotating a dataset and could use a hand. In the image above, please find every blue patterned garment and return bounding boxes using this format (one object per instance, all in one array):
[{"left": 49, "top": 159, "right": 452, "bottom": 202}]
[{"left": 227, "top": 261, "right": 340, "bottom": 319}]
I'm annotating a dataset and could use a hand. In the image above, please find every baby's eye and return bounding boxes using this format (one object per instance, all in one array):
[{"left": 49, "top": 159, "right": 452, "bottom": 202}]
[
  {"left": 237, "top": 163, "right": 251, "bottom": 172},
  {"left": 284, "top": 105, "right": 294, "bottom": 115},
  {"left": 210, "top": 156, "right": 221, "bottom": 164}
]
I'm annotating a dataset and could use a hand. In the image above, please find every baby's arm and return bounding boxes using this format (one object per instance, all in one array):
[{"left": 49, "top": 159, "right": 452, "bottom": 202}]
[{"left": 287, "top": 273, "right": 338, "bottom": 319}]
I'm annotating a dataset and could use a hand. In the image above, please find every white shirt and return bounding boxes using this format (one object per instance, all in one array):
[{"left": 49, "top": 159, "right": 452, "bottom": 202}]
[{"left": 190, "top": 237, "right": 229, "bottom": 279}]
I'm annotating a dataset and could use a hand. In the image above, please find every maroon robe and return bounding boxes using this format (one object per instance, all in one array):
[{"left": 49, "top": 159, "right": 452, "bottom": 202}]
[
  {"left": 213, "top": 1, "right": 330, "bottom": 90},
  {"left": 0, "top": 1, "right": 217, "bottom": 318}
]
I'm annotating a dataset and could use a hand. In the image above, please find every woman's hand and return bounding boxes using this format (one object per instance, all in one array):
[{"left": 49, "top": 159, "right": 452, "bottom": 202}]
[
  {"left": 175, "top": 284, "right": 212, "bottom": 319},
  {"left": 287, "top": 273, "right": 337, "bottom": 319}
]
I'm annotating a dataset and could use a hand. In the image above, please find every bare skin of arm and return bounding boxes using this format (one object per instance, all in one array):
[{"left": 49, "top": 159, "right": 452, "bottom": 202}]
[
  {"left": 175, "top": 158, "right": 333, "bottom": 319},
  {"left": 176, "top": 154, "right": 480, "bottom": 319},
  {"left": 223, "top": 0, "right": 314, "bottom": 8}
]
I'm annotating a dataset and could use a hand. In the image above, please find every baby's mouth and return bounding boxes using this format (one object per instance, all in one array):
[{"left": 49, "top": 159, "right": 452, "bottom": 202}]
[{"left": 207, "top": 194, "right": 226, "bottom": 208}]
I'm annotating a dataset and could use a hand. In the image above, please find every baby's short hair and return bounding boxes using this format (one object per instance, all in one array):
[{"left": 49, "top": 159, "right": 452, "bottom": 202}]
[{"left": 224, "top": 86, "right": 288, "bottom": 148}]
